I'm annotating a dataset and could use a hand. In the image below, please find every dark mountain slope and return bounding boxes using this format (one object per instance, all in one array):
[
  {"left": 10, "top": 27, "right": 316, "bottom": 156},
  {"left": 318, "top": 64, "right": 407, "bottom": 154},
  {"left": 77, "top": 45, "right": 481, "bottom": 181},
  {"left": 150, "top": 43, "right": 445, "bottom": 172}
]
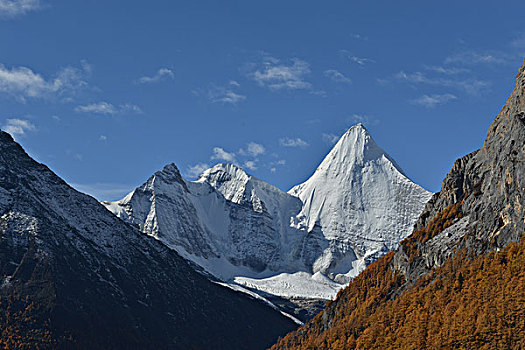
[
  {"left": 271, "top": 60, "right": 525, "bottom": 350},
  {"left": 0, "top": 131, "right": 297, "bottom": 349}
]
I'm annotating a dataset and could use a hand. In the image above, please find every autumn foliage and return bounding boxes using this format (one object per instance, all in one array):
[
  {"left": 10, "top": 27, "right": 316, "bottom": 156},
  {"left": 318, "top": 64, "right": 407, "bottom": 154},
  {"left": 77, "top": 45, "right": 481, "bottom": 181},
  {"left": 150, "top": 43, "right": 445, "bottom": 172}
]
[
  {"left": 271, "top": 236, "right": 525, "bottom": 349},
  {"left": 0, "top": 295, "right": 57, "bottom": 349}
]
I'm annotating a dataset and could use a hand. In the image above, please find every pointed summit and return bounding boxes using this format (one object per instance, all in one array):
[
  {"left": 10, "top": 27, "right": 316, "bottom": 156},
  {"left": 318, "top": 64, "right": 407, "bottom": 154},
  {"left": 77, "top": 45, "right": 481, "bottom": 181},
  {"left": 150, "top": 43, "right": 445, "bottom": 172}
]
[
  {"left": 289, "top": 125, "right": 432, "bottom": 275},
  {"left": 312, "top": 124, "right": 405, "bottom": 180},
  {"left": 157, "top": 162, "right": 185, "bottom": 180}
]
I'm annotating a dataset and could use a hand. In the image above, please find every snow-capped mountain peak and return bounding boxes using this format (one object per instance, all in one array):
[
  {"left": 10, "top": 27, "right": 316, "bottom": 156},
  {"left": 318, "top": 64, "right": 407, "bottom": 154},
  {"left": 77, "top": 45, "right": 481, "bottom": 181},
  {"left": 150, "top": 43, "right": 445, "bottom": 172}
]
[
  {"left": 301, "top": 123, "right": 405, "bottom": 184},
  {"left": 289, "top": 125, "right": 432, "bottom": 261},
  {"left": 104, "top": 124, "right": 432, "bottom": 311}
]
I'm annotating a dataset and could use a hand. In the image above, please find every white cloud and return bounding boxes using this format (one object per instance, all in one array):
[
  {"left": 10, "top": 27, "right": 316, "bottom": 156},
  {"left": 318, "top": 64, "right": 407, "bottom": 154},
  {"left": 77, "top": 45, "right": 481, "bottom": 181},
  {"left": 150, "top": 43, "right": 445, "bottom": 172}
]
[
  {"left": 279, "top": 137, "right": 309, "bottom": 148},
  {"left": 246, "top": 142, "right": 265, "bottom": 157},
  {"left": 99, "top": 135, "right": 107, "bottom": 141},
  {"left": 324, "top": 70, "right": 351, "bottom": 83},
  {"left": 270, "top": 167, "right": 276, "bottom": 173},
  {"left": 0, "top": 62, "right": 90, "bottom": 101},
  {"left": 207, "top": 84, "right": 246, "bottom": 104},
  {"left": 211, "top": 147, "right": 236, "bottom": 162},
  {"left": 75, "top": 102, "right": 142, "bottom": 115},
  {"left": 251, "top": 58, "right": 312, "bottom": 90},
  {"left": 0, "top": 0, "right": 41, "bottom": 18},
  {"left": 187, "top": 163, "right": 210, "bottom": 178},
  {"left": 75, "top": 102, "right": 117, "bottom": 115},
  {"left": 136, "top": 68, "right": 174, "bottom": 84},
  {"left": 411, "top": 93, "right": 457, "bottom": 108},
  {"left": 322, "top": 133, "right": 339, "bottom": 145},
  {"left": 276, "top": 159, "right": 286, "bottom": 166},
  {"left": 2, "top": 118, "right": 35, "bottom": 137},
  {"left": 243, "top": 160, "right": 257, "bottom": 171}
]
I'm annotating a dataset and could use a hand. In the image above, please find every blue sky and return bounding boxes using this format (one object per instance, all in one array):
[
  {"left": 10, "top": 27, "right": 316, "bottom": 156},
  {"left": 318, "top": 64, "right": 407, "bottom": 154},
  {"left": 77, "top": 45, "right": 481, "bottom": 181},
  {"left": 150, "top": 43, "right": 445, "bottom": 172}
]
[{"left": 1, "top": 0, "right": 524, "bottom": 200}]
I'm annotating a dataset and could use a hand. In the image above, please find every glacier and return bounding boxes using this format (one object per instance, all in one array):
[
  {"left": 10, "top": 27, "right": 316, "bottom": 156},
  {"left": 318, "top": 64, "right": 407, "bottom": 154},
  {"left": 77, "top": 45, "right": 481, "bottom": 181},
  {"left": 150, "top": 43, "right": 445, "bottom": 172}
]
[{"left": 103, "top": 124, "right": 432, "bottom": 305}]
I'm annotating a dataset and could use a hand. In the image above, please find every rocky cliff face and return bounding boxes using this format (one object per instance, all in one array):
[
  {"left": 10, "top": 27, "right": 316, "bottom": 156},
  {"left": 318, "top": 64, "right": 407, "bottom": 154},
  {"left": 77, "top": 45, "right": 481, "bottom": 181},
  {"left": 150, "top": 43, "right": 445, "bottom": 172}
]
[
  {"left": 393, "top": 59, "right": 525, "bottom": 283},
  {"left": 0, "top": 131, "right": 297, "bottom": 349}
]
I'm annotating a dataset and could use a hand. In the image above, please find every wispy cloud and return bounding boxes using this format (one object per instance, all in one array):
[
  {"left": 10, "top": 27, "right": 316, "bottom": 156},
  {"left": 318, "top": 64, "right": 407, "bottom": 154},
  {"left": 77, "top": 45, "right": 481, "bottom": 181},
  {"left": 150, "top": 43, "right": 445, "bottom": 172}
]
[
  {"left": 424, "top": 65, "right": 470, "bottom": 75},
  {"left": 211, "top": 147, "right": 236, "bottom": 162},
  {"left": 76, "top": 102, "right": 117, "bottom": 114},
  {"left": 99, "top": 135, "right": 107, "bottom": 141},
  {"left": 349, "top": 114, "right": 379, "bottom": 126},
  {"left": 187, "top": 163, "right": 210, "bottom": 178},
  {"left": 250, "top": 57, "right": 312, "bottom": 90},
  {"left": 411, "top": 93, "right": 457, "bottom": 108},
  {"left": 339, "top": 51, "right": 374, "bottom": 66},
  {"left": 2, "top": 118, "right": 35, "bottom": 137},
  {"left": 394, "top": 70, "right": 489, "bottom": 95},
  {"left": 324, "top": 69, "right": 351, "bottom": 83},
  {"left": 322, "top": 133, "right": 339, "bottom": 145},
  {"left": 0, "top": 61, "right": 90, "bottom": 102},
  {"left": 207, "top": 83, "right": 246, "bottom": 104},
  {"left": 349, "top": 56, "right": 374, "bottom": 66},
  {"left": 0, "top": 0, "right": 41, "bottom": 18},
  {"left": 510, "top": 34, "right": 525, "bottom": 49},
  {"left": 444, "top": 51, "right": 509, "bottom": 65},
  {"left": 136, "top": 68, "right": 174, "bottom": 84},
  {"left": 279, "top": 137, "right": 308, "bottom": 148},
  {"left": 243, "top": 160, "right": 257, "bottom": 171},
  {"left": 269, "top": 159, "right": 286, "bottom": 173},
  {"left": 119, "top": 103, "right": 143, "bottom": 114},
  {"left": 75, "top": 102, "right": 142, "bottom": 115}
]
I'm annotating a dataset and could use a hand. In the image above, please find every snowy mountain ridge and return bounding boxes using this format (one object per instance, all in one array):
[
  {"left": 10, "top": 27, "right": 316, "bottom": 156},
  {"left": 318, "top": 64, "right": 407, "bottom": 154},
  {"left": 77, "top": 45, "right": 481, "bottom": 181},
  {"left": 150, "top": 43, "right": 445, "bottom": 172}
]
[{"left": 103, "top": 124, "right": 432, "bottom": 307}]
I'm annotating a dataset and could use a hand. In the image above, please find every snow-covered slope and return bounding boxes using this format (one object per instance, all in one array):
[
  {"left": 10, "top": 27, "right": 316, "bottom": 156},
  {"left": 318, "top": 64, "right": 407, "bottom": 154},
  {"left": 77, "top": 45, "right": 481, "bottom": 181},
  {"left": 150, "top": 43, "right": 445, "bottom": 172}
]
[{"left": 104, "top": 124, "right": 431, "bottom": 305}]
